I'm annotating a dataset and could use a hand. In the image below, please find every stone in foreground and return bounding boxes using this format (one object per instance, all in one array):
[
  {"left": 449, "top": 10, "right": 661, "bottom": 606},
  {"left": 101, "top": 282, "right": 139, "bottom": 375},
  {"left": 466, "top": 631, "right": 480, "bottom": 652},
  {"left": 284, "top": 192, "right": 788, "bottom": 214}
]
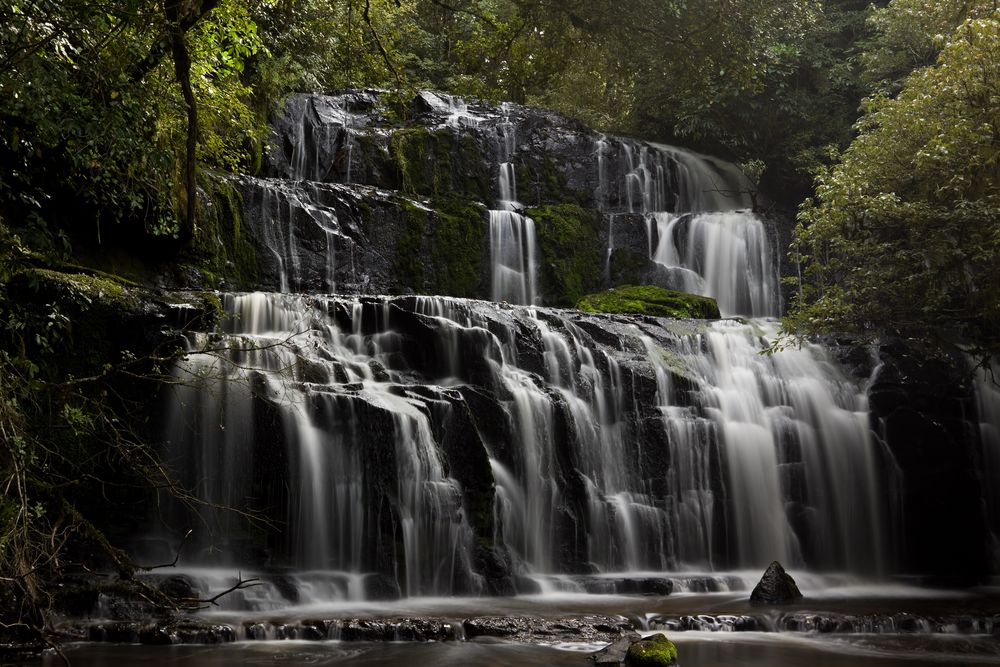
[
  {"left": 592, "top": 632, "right": 641, "bottom": 665},
  {"left": 750, "top": 561, "right": 803, "bottom": 604},
  {"left": 625, "top": 633, "right": 678, "bottom": 666}
]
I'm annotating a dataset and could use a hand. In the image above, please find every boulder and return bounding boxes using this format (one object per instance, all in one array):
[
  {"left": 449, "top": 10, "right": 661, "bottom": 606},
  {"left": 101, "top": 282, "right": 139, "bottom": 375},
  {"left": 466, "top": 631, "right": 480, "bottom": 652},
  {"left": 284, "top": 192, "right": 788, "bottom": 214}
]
[
  {"left": 592, "top": 632, "right": 641, "bottom": 665},
  {"left": 625, "top": 633, "right": 678, "bottom": 666},
  {"left": 749, "top": 561, "right": 803, "bottom": 604}
]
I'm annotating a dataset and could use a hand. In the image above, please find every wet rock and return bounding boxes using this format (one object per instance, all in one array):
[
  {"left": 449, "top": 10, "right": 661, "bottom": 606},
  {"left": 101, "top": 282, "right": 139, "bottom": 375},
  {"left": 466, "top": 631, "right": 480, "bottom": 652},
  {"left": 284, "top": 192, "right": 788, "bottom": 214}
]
[
  {"left": 463, "top": 615, "right": 634, "bottom": 644},
  {"left": 592, "top": 631, "right": 641, "bottom": 665},
  {"left": 156, "top": 575, "right": 197, "bottom": 601},
  {"left": 618, "top": 578, "right": 673, "bottom": 596},
  {"left": 749, "top": 561, "right": 803, "bottom": 604},
  {"left": 337, "top": 618, "right": 453, "bottom": 642},
  {"left": 364, "top": 573, "right": 402, "bottom": 601}
]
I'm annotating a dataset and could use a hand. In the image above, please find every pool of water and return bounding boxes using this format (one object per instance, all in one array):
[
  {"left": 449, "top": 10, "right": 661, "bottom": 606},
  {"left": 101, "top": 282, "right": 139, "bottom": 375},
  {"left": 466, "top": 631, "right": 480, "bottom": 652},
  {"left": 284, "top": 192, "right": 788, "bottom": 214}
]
[{"left": 24, "top": 583, "right": 1000, "bottom": 666}]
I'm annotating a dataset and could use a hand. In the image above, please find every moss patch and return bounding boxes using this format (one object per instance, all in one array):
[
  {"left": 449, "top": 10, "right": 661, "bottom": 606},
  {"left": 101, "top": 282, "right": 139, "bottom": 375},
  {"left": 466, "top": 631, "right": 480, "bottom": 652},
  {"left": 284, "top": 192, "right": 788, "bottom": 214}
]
[
  {"left": 388, "top": 127, "right": 490, "bottom": 200},
  {"left": 190, "top": 175, "right": 258, "bottom": 289},
  {"left": 430, "top": 196, "right": 486, "bottom": 297},
  {"left": 609, "top": 247, "right": 650, "bottom": 285},
  {"left": 577, "top": 285, "right": 721, "bottom": 320},
  {"left": 393, "top": 196, "right": 487, "bottom": 297},
  {"left": 626, "top": 633, "right": 678, "bottom": 666},
  {"left": 394, "top": 200, "right": 429, "bottom": 292},
  {"left": 528, "top": 203, "right": 603, "bottom": 307}
]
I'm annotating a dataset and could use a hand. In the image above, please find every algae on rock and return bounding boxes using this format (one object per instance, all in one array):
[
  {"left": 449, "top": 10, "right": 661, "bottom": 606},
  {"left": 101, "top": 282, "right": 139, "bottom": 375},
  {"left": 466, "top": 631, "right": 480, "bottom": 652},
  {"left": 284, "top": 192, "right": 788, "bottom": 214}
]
[
  {"left": 529, "top": 203, "right": 603, "bottom": 307},
  {"left": 578, "top": 285, "right": 721, "bottom": 320},
  {"left": 626, "top": 633, "right": 678, "bottom": 666}
]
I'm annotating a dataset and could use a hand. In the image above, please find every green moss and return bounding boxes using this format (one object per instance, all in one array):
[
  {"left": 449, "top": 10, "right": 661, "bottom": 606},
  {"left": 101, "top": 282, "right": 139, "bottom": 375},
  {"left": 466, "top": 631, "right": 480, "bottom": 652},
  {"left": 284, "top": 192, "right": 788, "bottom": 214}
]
[
  {"left": 626, "top": 634, "right": 678, "bottom": 666},
  {"left": 388, "top": 127, "right": 491, "bottom": 201},
  {"left": 515, "top": 155, "right": 590, "bottom": 206},
  {"left": 609, "top": 247, "right": 650, "bottom": 285},
  {"left": 192, "top": 175, "right": 258, "bottom": 289},
  {"left": 577, "top": 285, "right": 721, "bottom": 320},
  {"left": 430, "top": 196, "right": 486, "bottom": 297},
  {"left": 393, "top": 195, "right": 487, "bottom": 297},
  {"left": 528, "top": 204, "right": 603, "bottom": 306},
  {"left": 199, "top": 291, "right": 225, "bottom": 329},
  {"left": 24, "top": 268, "right": 132, "bottom": 303},
  {"left": 6, "top": 268, "right": 142, "bottom": 381},
  {"left": 389, "top": 127, "right": 452, "bottom": 196},
  {"left": 394, "top": 200, "right": 428, "bottom": 292}
]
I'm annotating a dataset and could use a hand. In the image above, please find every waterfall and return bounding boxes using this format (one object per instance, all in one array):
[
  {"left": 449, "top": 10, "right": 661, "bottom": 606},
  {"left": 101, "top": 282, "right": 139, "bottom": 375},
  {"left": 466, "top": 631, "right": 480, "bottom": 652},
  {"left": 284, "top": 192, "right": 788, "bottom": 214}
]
[
  {"left": 488, "top": 105, "right": 538, "bottom": 305},
  {"left": 281, "top": 95, "right": 360, "bottom": 183},
  {"left": 598, "top": 135, "right": 777, "bottom": 317},
  {"left": 155, "top": 93, "right": 908, "bottom": 606},
  {"left": 161, "top": 294, "right": 892, "bottom": 599},
  {"left": 650, "top": 212, "right": 779, "bottom": 317}
]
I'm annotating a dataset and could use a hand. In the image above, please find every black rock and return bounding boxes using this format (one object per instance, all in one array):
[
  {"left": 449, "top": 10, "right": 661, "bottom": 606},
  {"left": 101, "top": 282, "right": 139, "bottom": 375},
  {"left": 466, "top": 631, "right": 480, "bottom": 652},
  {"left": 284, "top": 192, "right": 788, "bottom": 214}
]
[
  {"left": 749, "top": 561, "right": 803, "bottom": 604},
  {"left": 592, "top": 632, "right": 641, "bottom": 665}
]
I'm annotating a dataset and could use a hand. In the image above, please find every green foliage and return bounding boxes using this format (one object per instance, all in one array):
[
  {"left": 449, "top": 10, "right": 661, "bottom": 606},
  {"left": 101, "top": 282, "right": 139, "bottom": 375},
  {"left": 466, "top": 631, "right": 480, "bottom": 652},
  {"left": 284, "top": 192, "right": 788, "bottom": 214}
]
[
  {"left": 783, "top": 11, "right": 1000, "bottom": 361},
  {"left": 578, "top": 285, "right": 721, "bottom": 320},
  {"left": 0, "top": 0, "right": 269, "bottom": 248},
  {"left": 529, "top": 204, "right": 602, "bottom": 306},
  {"left": 625, "top": 633, "right": 679, "bottom": 666},
  {"left": 861, "top": 0, "right": 997, "bottom": 93}
]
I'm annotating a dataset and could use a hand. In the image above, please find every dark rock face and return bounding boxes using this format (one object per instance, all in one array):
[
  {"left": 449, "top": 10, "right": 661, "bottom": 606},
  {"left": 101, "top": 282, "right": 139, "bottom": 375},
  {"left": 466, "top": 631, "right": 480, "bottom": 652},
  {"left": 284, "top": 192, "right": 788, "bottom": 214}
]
[
  {"left": 866, "top": 340, "right": 992, "bottom": 583},
  {"left": 220, "top": 89, "right": 771, "bottom": 303},
  {"left": 593, "top": 633, "right": 642, "bottom": 666},
  {"left": 749, "top": 561, "right": 803, "bottom": 604}
]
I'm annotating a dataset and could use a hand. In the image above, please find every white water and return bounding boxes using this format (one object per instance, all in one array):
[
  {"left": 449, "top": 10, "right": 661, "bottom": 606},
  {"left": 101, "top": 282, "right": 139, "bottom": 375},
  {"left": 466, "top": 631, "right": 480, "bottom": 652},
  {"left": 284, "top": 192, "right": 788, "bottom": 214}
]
[
  {"left": 489, "top": 105, "right": 539, "bottom": 304},
  {"left": 650, "top": 211, "right": 779, "bottom": 317},
  {"left": 161, "top": 294, "right": 892, "bottom": 600}
]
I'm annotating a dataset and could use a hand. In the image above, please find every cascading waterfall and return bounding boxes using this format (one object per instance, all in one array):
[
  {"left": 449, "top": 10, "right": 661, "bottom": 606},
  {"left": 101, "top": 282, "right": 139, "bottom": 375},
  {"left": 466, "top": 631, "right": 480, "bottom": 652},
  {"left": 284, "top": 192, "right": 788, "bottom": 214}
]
[
  {"left": 649, "top": 212, "right": 779, "bottom": 317},
  {"left": 489, "top": 105, "right": 538, "bottom": 305},
  {"left": 162, "top": 293, "right": 482, "bottom": 598},
  {"left": 156, "top": 93, "right": 903, "bottom": 607},
  {"left": 605, "top": 136, "right": 778, "bottom": 317},
  {"left": 161, "top": 294, "right": 892, "bottom": 602}
]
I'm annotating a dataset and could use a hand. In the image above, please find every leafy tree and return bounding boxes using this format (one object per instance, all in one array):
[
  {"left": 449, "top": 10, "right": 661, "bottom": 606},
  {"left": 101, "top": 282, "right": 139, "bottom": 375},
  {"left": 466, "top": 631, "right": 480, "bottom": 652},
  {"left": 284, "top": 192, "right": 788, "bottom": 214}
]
[
  {"left": 861, "top": 0, "right": 998, "bottom": 93},
  {"left": 782, "top": 11, "right": 1000, "bottom": 363},
  {"left": 0, "top": 0, "right": 266, "bottom": 249}
]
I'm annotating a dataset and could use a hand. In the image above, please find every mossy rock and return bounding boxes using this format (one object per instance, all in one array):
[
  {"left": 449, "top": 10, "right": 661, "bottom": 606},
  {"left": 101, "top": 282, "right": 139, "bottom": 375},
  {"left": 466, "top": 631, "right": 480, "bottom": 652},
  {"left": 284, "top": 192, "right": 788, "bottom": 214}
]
[
  {"left": 577, "top": 285, "right": 720, "bottom": 320},
  {"left": 626, "top": 633, "right": 678, "bottom": 666},
  {"left": 190, "top": 174, "right": 258, "bottom": 289},
  {"left": 609, "top": 247, "right": 650, "bottom": 285},
  {"left": 528, "top": 203, "right": 603, "bottom": 306},
  {"left": 388, "top": 127, "right": 491, "bottom": 200},
  {"left": 393, "top": 195, "right": 487, "bottom": 297}
]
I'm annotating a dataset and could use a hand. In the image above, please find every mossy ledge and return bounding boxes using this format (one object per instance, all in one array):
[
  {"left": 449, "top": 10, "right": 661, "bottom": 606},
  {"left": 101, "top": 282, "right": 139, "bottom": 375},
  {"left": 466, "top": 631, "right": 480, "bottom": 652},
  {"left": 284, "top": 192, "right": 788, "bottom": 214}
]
[
  {"left": 577, "top": 285, "right": 721, "bottom": 320},
  {"left": 626, "top": 633, "right": 679, "bottom": 666}
]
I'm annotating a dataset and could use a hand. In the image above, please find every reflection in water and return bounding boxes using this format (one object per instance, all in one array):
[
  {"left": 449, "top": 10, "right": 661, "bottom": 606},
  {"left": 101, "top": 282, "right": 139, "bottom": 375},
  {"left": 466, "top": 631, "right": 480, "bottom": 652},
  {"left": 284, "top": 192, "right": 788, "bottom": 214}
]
[{"left": 42, "top": 633, "right": 1000, "bottom": 667}]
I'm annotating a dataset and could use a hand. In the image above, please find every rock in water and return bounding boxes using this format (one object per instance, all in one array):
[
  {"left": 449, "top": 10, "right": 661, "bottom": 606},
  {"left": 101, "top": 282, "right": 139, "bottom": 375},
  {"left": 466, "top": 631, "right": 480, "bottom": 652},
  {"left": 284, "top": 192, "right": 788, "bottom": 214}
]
[
  {"left": 592, "top": 632, "right": 640, "bottom": 665},
  {"left": 750, "top": 561, "right": 803, "bottom": 604},
  {"left": 625, "top": 633, "right": 678, "bottom": 666}
]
